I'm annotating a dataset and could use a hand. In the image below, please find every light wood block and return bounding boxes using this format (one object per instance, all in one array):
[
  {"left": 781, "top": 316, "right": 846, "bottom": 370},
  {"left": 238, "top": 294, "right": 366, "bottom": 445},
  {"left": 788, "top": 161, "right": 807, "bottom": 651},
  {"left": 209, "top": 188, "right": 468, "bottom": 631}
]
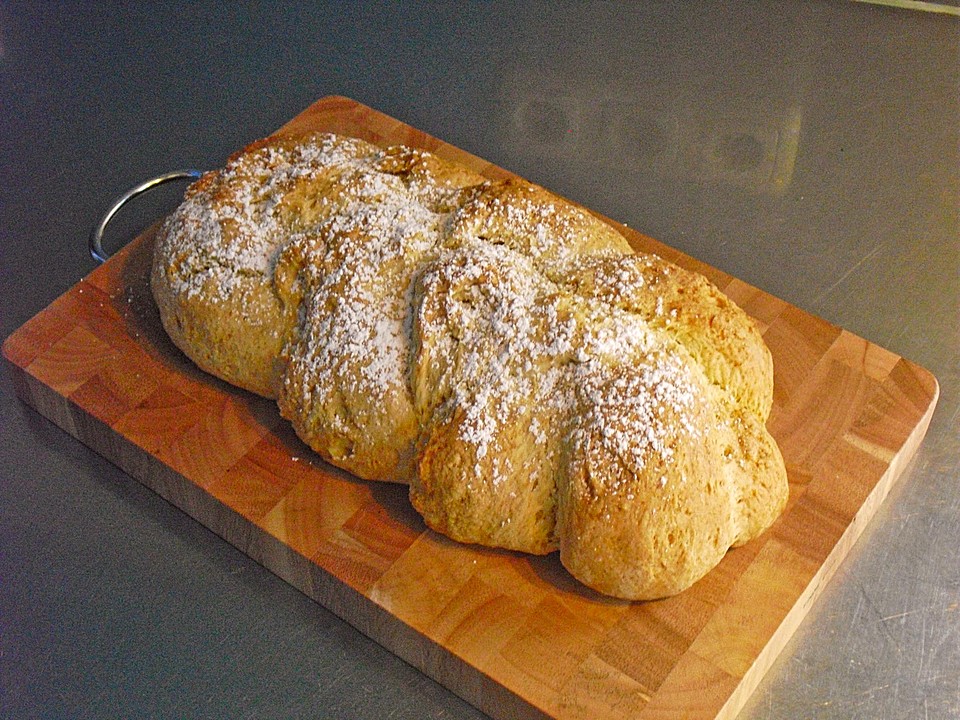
[{"left": 2, "top": 96, "right": 939, "bottom": 720}]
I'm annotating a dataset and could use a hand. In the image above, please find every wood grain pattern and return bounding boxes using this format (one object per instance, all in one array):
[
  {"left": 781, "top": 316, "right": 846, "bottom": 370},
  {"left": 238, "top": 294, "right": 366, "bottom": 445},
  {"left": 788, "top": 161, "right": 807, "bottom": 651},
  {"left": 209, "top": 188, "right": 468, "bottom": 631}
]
[{"left": 2, "top": 96, "right": 939, "bottom": 720}]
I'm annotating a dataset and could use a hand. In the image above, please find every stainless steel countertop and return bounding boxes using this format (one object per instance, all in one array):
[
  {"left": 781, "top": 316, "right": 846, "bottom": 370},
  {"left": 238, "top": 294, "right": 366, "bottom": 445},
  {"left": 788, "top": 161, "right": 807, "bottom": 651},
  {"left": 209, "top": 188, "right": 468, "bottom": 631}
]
[{"left": 2, "top": 2, "right": 957, "bottom": 718}]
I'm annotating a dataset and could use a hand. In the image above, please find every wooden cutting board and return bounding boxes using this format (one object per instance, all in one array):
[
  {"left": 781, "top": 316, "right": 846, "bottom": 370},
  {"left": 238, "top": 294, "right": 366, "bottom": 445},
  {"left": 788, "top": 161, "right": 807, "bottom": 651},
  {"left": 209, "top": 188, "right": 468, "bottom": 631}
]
[{"left": 2, "top": 96, "right": 939, "bottom": 720}]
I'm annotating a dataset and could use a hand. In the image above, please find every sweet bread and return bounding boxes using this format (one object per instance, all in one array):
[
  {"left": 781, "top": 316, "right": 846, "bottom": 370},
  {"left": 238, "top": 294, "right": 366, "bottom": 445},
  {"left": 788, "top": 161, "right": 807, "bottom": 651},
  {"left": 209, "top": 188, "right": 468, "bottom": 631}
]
[{"left": 151, "top": 131, "right": 788, "bottom": 600}]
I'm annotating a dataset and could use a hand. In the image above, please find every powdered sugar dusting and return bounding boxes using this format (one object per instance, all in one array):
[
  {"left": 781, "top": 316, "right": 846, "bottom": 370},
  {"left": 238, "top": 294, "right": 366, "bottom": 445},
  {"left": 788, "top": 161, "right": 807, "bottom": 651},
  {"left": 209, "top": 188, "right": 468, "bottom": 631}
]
[
  {"left": 572, "top": 349, "right": 704, "bottom": 487},
  {"left": 280, "top": 144, "right": 456, "bottom": 416},
  {"left": 157, "top": 131, "right": 714, "bottom": 491},
  {"left": 151, "top": 130, "right": 787, "bottom": 600},
  {"left": 415, "top": 241, "right": 709, "bottom": 488},
  {"left": 156, "top": 134, "right": 381, "bottom": 301},
  {"left": 415, "top": 246, "right": 538, "bottom": 467}
]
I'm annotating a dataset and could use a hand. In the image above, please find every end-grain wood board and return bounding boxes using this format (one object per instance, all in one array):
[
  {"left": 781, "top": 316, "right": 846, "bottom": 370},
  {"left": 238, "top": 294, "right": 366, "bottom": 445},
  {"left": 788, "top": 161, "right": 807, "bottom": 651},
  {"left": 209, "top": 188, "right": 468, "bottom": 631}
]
[{"left": 3, "top": 96, "right": 939, "bottom": 720}]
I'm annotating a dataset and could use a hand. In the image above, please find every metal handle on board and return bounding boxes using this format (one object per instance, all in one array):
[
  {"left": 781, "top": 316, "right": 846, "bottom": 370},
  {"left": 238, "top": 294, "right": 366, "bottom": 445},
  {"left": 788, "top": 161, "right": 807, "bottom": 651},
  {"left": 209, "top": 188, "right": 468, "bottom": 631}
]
[{"left": 89, "top": 169, "right": 204, "bottom": 263}]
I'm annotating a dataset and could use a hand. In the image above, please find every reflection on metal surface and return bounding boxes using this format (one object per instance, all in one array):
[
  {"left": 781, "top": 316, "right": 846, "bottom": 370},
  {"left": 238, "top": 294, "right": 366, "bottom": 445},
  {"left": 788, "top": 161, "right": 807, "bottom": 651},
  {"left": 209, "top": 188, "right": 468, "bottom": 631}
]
[
  {"left": 693, "top": 105, "right": 802, "bottom": 195},
  {"left": 508, "top": 85, "right": 802, "bottom": 195},
  {"left": 851, "top": 0, "right": 960, "bottom": 15},
  {"left": 513, "top": 96, "right": 580, "bottom": 149},
  {"left": 600, "top": 98, "right": 679, "bottom": 173}
]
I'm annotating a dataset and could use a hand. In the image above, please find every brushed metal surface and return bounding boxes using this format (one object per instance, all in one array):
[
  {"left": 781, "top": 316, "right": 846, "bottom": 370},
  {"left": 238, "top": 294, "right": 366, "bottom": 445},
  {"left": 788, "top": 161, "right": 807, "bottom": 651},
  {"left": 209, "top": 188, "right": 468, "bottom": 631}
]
[{"left": 1, "top": 2, "right": 957, "bottom": 718}]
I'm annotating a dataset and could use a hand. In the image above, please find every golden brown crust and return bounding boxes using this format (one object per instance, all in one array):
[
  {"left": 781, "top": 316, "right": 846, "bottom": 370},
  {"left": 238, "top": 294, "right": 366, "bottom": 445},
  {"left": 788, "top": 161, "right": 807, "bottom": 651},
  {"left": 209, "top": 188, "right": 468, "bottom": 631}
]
[
  {"left": 150, "top": 132, "right": 384, "bottom": 397},
  {"left": 446, "top": 178, "right": 632, "bottom": 278},
  {"left": 410, "top": 246, "right": 565, "bottom": 553},
  {"left": 564, "top": 254, "right": 774, "bottom": 418},
  {"left": 151, "top": 131, "right": 789, "bottom": 600},
  {"left": 557, "top": 351, "right": 731, "bottom": 599}
]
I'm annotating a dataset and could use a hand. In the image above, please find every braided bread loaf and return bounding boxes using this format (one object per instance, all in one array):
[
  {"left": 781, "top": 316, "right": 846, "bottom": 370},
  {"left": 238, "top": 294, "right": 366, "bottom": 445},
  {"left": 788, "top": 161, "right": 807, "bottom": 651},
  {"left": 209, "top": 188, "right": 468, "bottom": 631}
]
[{"left": 151, "top": 131, "right": 788, "bottom": 600}]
